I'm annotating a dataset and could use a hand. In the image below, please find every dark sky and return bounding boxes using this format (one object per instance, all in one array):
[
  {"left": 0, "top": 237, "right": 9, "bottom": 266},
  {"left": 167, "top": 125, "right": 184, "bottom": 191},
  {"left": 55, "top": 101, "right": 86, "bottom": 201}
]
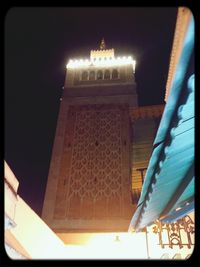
[{"left": 5, "top": 7, "right": 177, "bottom": 216}]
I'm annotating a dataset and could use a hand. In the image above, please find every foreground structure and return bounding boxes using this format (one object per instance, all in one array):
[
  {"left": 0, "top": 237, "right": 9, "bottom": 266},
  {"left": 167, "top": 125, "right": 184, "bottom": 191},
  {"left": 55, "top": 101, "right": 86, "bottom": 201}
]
[{"left": 129, "top": 6, "right": 194, "bottom": 231}]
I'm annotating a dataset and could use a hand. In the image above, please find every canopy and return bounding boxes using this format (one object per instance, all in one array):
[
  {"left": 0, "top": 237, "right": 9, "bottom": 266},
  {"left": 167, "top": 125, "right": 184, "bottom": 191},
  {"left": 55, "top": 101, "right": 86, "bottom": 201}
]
[{"left": 129, "top": 15, "right": 194, "bottom": 232}]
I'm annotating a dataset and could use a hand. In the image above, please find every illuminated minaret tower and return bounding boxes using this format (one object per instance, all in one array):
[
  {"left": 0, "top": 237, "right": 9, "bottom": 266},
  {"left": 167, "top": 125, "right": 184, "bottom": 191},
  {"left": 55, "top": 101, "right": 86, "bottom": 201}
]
[{"left": 42, "top": 40, "right": 138, "bottom": 233}]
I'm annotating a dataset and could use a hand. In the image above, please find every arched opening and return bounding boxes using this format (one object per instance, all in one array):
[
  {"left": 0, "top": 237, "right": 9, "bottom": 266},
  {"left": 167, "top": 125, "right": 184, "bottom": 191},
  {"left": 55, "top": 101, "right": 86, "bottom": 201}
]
[
  {"left": 112, "top": 69, "right": 119, "bottom": 79},
  {"left": 89, "top": 71, "right": 95, "bottom": 80},
  {"left": 104, "top": 69, "right": 110, "bottom": 80},
  {"left": 74, "top": 71, "right": 80, "bottom": 81},
  {"left": 97, "top": 70, "right": 103, "bottom": 80},
  {"left": 81, "top": 71, "right": 88, "bottom": 81}
]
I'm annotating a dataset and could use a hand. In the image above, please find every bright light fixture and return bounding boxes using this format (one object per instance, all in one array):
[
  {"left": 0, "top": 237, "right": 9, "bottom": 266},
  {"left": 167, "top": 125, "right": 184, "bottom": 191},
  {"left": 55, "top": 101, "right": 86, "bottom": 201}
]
[{"left": 66, "top": 56, "right": 136, "bottom": 72}]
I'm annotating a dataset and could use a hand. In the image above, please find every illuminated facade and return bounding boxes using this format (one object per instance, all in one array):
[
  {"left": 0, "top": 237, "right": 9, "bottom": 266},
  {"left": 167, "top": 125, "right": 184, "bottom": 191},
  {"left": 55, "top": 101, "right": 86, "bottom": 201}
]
[
  {"left": 42, "top": 41, "right": 137, "bottom": 233},
  {"left": 42, "top": 40, "right": 163, "bottom": 235}
]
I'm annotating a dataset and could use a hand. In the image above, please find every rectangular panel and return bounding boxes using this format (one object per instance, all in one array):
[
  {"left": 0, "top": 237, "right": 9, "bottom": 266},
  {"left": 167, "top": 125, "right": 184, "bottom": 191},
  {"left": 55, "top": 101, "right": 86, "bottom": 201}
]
[{"left": 53, "top": 104, "right": 133, "bottom": 230}]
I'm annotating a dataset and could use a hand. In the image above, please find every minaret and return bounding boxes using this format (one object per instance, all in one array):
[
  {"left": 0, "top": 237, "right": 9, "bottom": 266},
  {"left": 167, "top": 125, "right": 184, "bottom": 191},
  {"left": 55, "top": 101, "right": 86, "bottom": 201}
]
[{"left": 42, "top": 41, "right": 138, "bottom": 234}]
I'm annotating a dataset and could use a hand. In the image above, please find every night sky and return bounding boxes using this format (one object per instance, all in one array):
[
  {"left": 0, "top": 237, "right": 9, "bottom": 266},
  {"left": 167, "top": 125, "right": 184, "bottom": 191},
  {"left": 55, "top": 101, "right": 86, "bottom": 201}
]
[{"left": 5, "top": 7, "right": 177, "bottom": 216}]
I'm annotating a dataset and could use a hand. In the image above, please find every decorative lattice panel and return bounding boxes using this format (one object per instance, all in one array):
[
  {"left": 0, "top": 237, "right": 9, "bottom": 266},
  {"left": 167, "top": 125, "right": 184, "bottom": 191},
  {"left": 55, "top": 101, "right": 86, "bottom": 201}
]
[{"left": 54, "top": 104, "right": 133, "bottom": 222}]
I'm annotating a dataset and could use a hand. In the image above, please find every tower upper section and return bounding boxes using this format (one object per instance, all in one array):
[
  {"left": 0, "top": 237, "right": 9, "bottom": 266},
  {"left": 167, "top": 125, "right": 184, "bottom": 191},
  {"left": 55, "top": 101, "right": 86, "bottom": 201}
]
[
  {"left": 65, "top": 45, "right": 136, "bottom": 87},
  {"left": 63, "top": 41, "right": 138, "bottom": 107}
]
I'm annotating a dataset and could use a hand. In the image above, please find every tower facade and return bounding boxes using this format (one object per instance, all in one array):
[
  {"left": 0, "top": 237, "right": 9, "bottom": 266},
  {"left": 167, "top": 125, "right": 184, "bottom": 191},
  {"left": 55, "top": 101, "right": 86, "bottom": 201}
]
[{"left": 42, "top": 42, "right": 138, "bottom": 232}]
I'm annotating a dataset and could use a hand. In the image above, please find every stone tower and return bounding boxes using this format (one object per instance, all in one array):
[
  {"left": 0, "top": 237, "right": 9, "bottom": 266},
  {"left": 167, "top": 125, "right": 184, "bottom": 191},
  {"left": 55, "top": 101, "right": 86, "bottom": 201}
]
[{"left": 42, "top": 41, "right": 138, "bottom": 233}]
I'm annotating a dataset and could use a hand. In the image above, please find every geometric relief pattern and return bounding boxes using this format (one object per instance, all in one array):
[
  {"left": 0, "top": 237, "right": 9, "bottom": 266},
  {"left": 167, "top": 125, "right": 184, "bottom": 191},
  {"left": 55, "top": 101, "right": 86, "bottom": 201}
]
[{"left": 54, "top": 104, "right": 133, "bottom": 221}]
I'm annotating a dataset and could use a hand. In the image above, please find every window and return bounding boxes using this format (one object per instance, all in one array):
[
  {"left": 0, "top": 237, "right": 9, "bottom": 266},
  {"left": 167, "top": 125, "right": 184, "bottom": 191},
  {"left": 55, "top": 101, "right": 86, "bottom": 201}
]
[
  {"left": 89, "top": 71, "right": 95, "bottom": 80},
  {"left": 81, "top": 71, "right": 88, "bottom": 81},
  {"left": 104, "top": 69, "right": 110, "bottom": 80},
  {"left": 112, "top": 69, "right": 119, "bottom": 79},
  {"left": 97, "top": 70, "right": 103, "bottom": 80}
]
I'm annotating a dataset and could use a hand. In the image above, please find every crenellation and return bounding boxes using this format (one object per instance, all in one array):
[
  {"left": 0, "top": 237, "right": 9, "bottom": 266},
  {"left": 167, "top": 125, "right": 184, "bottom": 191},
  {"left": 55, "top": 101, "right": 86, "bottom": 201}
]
[{"left": 90, "top": 48, "right": 115, "bottom": 60}]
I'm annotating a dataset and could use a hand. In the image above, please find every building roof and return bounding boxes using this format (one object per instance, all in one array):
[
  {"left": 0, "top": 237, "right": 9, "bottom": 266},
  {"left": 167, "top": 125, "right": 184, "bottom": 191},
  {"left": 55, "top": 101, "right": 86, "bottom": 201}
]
[
  {"left": 165, "top": 8, "right": 193, "bottom": 102},
  {"left": 129, "top": 9, "right": 194, "bottom": 231}
]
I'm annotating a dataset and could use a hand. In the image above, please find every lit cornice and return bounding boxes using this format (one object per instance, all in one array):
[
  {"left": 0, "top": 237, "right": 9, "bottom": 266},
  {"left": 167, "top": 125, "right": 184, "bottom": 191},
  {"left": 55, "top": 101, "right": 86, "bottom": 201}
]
[
  {"left": 66, "top": 48, "right": 136, "bottom": 72},
  {"left": 67, "top": 56, "right": 136, "bottom": 72}
]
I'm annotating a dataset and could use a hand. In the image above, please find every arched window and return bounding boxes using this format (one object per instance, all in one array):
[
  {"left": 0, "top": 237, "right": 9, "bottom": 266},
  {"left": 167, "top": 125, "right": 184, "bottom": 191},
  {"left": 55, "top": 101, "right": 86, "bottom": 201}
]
[
  {"left": 112, "top": 69, "right": 119, "bottom": 79},
  {"left": 81, "top": 71, "right": 88, "bottom": 81},
  {"left": 104, "top": 69, "right": 110, "bottom": 80},
  {"left": 97, "top": 70, "right": 103, "bottom": 80},
  {"left": 74, "top": 71, "right": 80, "bottom": 81},
  {"left": 89, "top": 71, "right": 95, "bottom": 80}
]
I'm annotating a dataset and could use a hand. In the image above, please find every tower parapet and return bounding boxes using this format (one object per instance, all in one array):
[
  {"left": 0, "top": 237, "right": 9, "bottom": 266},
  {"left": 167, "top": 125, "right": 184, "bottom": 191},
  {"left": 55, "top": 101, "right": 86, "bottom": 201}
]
[
  {"left": 90, "top": 48, "right": 115, "bottom": 61},
  {"left": 67, "top": 51, "right": 135, "bottom": 71},
  {"left": 66, "top": 41, "right": 136, "bottom": 72},
  {"left": 64, "top": 41, "right": 137, "bottom": 106}
]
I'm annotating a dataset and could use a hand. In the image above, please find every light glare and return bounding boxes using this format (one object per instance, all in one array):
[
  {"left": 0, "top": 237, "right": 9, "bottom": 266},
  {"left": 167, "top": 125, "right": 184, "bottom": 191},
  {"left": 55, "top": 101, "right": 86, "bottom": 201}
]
[{"left": 66, "top": 56, "right": 136, "bottom": 71}]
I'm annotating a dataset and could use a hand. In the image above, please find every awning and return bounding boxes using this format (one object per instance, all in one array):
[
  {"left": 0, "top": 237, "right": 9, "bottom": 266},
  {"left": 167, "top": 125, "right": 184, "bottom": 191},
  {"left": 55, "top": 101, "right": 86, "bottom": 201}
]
[{"left": 129, "top": 14, "right": 194, "bottom": 232}]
